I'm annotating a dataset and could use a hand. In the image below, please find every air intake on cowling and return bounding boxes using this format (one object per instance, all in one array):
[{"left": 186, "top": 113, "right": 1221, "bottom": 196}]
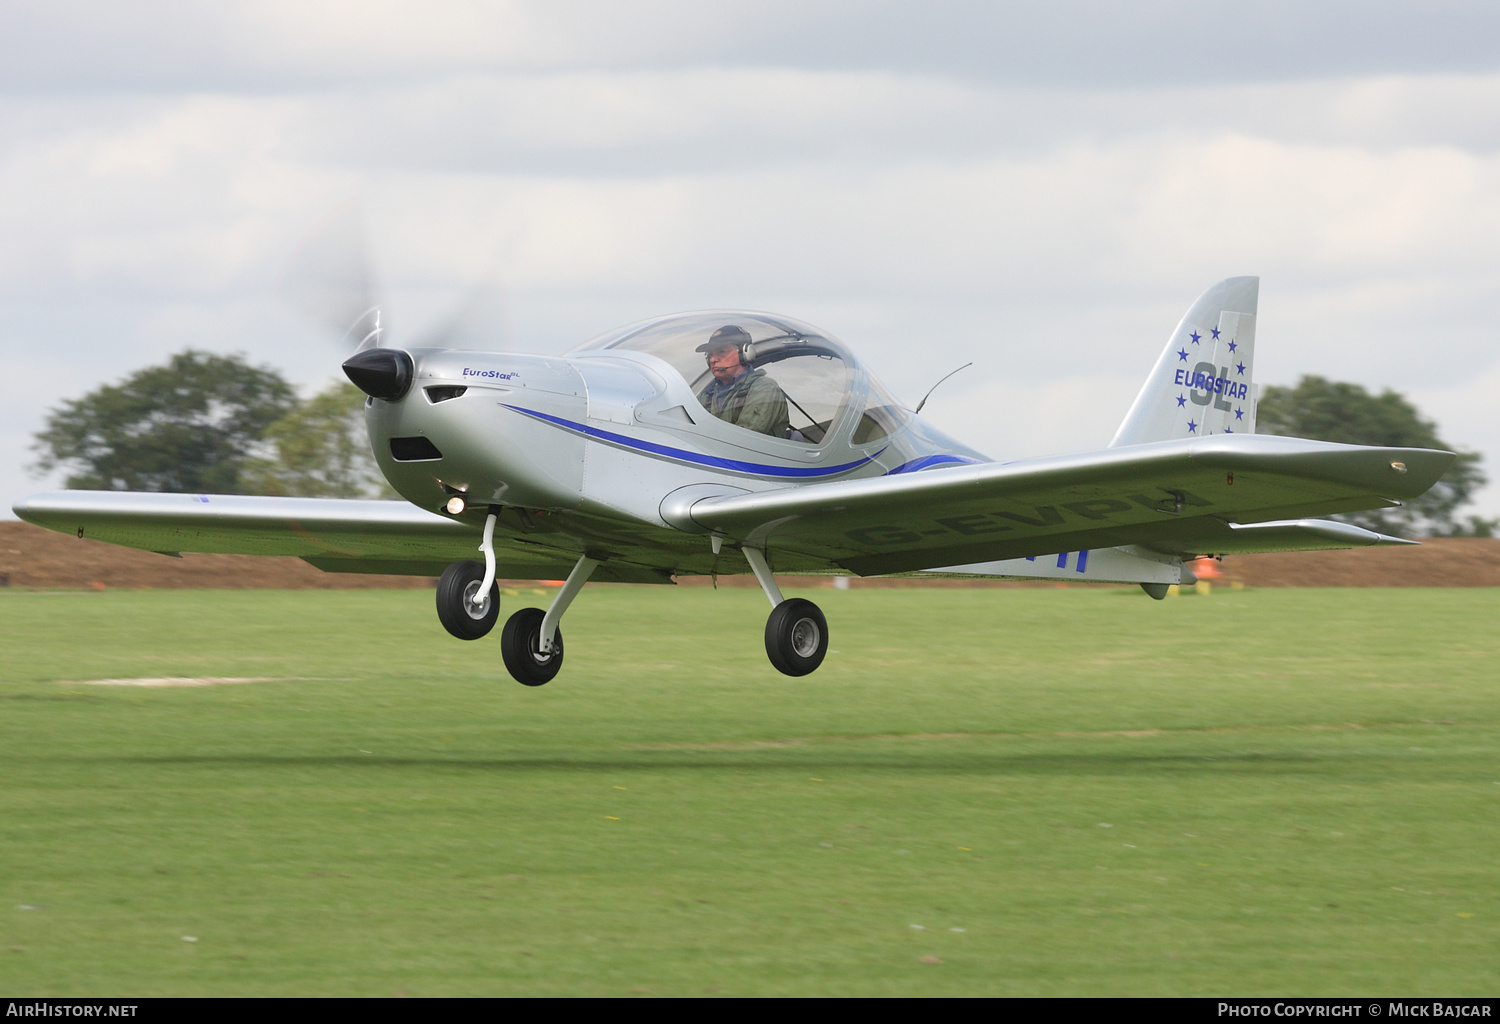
[{"left": 389, "top": 436, "right": 443, "bottom": 462}]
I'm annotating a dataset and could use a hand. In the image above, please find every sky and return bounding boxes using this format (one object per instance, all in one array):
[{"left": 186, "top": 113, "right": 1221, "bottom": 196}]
[{"left": 3, "top": 1, "right": 1499, "bottom": 523}]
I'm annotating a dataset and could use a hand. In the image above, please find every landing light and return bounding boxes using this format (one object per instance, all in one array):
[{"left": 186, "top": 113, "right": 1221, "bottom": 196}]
[
  {"left": 446, "top": 496, "right": 467, "bottom": 515},
  {"left": 1390, "top": 461, "right": 1408, "bottom": 473}
]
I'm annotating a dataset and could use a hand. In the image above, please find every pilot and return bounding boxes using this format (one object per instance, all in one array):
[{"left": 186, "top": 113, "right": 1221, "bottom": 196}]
[{"left": 695, "top": 325, "right": 791, "bottom": 438}]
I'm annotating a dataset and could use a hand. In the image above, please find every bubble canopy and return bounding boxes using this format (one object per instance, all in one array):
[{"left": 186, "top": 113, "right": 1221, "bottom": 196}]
[{"left": 570, "top": 311, "right": 909, "bottom": 445}]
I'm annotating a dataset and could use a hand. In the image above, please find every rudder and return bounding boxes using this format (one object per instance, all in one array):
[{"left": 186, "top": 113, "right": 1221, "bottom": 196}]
[{"left": 1110, "top": 277, "right": 1259, "bottom": 446}]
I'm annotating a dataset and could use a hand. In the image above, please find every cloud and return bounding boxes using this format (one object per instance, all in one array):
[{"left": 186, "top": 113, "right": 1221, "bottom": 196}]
[{"left": 5, "top": 1, "right": 1500, "bottom": 94}]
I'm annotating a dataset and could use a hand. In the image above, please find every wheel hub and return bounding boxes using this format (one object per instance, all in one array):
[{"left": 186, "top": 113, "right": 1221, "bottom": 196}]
[
  {"left": 530, "top": 632, "right": 557, "bottom": 664},
  {"left": 463, "top": 580, "right": 490, "bottom": 619},
  {"left": 790, "top": 617, "right": 821, "bottom": 658}
]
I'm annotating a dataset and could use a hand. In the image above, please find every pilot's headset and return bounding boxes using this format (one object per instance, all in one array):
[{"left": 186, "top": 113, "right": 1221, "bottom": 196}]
[{"left": 696, "top": 324, "right": 755, "bottom": 366}]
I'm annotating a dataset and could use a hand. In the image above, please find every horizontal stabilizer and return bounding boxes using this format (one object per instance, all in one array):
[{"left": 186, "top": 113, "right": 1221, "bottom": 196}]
[{"left": 1213, "top": 518, "right": 1417, "bottom": 554}]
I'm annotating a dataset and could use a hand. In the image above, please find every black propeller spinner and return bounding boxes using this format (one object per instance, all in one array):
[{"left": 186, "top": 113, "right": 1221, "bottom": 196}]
[{"left": 343, "top": 347, "right": 414, "bottom": 401}]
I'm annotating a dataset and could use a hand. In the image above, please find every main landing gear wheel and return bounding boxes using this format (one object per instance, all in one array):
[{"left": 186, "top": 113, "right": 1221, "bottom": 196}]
[
  {"left": 501, "top": 607, "right": 564, "bottom": 686},
  {"left": 765, "top": 598, "right": 829, "bottom": 677},
  {"left": 436, "top": 560, "right": 500, "bottom": 640}
]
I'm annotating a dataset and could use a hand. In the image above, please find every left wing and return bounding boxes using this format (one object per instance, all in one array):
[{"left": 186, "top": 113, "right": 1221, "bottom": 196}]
[{"left": 670, "top": 434, "right": 1451, "bottom": 575}]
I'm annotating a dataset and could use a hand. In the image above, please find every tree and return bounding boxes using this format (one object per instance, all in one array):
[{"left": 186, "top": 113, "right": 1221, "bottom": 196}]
[
  {"left": 240, "top": 381, "right": 396, "bottom": 498},
  {"left": 1257, "top": 375, "right": 1494, "bottom": 537},
  {"left": 32, "top": 351, "right": 298, "bottom": 493}
]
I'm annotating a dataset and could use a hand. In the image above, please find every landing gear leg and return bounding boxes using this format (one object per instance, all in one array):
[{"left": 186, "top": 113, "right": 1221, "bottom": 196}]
[
  {"left": 743, "top": 546, "right": 829, "bottom": 677},
  {"left": 435, "top": 512, "right": 500, "bottom": 640},
  {"left": 500, "top": 554, "right": 600, "bottom": 686}
]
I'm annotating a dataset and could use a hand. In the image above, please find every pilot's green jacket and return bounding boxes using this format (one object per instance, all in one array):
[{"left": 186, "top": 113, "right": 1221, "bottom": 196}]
[{"left": 697, "top": 368, "right": 790, "bottom": 438}]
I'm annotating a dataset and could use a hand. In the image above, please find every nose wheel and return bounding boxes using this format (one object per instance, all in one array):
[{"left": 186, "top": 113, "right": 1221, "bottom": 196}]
[
  {"left": 765, "top": 598, "right": 829, "bottom": 676},
  {"left": 436, "top": 559, "right": 500, "bottom": 640}
]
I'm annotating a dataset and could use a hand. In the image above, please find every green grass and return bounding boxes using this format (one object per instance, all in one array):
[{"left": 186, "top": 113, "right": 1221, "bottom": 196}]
[{"left": 1, "top": 584, "right": 1497, "bottom": 996}]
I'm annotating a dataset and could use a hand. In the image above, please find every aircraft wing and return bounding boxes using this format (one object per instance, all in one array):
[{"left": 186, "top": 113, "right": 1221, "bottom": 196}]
[
  {"left": 675, "top": 434, "right": 1453, "bottom": 576},
  {"left": 10, "top": 490, "right": 671, "bottom": 583}
]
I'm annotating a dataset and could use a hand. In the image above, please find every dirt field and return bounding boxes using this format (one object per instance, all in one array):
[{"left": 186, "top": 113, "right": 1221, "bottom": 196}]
[{"left": 2, "top": 520, "right": 1498, "bottom": 590}]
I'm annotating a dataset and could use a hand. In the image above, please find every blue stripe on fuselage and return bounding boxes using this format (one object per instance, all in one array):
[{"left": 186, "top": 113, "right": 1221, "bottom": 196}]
[
  {"left": 502, "top": 404, "right": 885, "bottom": 478},
  {"left": 883, "top": 454, "right": 982, "bottom": 475}
]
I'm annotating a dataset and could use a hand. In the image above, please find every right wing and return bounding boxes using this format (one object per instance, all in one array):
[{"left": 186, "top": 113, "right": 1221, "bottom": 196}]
[{"left": 12, "top": 490, "right": 671, "bottom": 583}]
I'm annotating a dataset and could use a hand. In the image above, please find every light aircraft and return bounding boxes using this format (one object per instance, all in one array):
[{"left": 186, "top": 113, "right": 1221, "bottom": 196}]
[{"left": 15, "top": 276, "right": 1452, "bottom": 685}]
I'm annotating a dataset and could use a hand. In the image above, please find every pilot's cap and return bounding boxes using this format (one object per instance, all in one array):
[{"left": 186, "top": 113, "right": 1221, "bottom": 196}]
[{"left": 696, "top": 325, "right": 751, "bottom": 354}]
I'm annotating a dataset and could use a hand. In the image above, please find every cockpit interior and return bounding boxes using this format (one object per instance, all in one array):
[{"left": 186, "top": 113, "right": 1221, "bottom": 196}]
[{"left": 570, "top": 310, "right": 912, "bottom": 448}]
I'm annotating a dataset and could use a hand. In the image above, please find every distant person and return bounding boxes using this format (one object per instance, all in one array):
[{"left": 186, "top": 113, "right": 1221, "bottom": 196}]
[{"left": 695, "top": 325, "right": 790, "bottom": 438}]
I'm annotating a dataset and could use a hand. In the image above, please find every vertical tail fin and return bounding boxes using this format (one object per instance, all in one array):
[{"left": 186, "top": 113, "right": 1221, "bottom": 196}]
[{"left": 1110, "top": 276, "right": 1259, "bottom": 447}]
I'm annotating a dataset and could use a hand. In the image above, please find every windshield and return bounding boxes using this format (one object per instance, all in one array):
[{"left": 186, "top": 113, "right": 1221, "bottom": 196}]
[{"left": 852, "top": 373, "right": 913, "bottom": 445}]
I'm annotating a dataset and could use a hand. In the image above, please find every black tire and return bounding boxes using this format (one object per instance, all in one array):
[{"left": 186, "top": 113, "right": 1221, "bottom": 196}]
[
  {"left": 436, "top": 560, "right": 500, "bottom": 640},
  {"left": 764, "top": 598, "right": 829, "bottom": 677},
  {"left": 500, "top": 607, "right": 564, "bottom": 686}
]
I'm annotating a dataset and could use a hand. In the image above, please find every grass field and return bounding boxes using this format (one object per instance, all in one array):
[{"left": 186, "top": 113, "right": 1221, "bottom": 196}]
[{"left": 1, "top": 584, "right": 1497, "bottom": 996}]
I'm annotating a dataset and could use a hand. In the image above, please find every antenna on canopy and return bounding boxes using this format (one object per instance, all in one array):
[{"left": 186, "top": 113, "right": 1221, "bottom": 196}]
[{"left": 913, "top": 362, "right": 973, "bottom": 415}]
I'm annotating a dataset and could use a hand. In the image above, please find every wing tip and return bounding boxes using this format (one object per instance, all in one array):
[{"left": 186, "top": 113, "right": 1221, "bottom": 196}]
[{"left": 11, "top": 492, "right": 46, "bottom": 524}]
